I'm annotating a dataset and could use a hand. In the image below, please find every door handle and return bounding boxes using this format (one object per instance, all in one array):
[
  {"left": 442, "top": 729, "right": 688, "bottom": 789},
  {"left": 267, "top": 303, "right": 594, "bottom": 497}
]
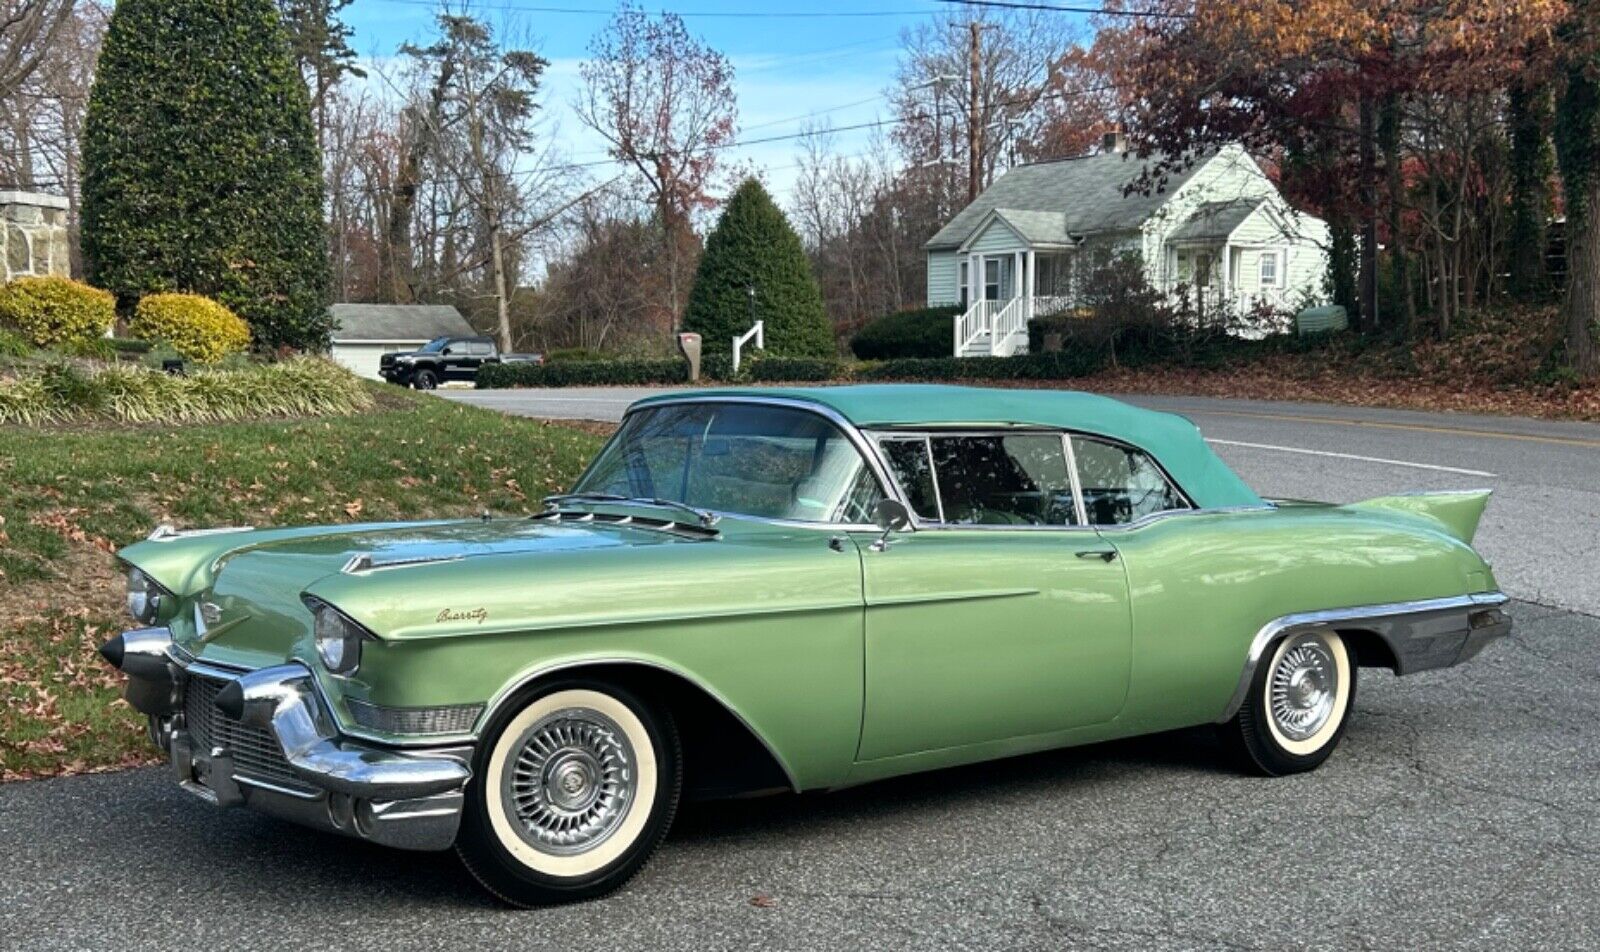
[{"left": 1075, "top": 549, "right": 1118, "bottom": 562}]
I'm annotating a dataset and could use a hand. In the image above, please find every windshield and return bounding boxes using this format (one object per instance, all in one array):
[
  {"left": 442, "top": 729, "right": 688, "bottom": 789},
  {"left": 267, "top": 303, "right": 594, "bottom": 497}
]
[
  {"left": 419, "top": 337, "right": 451, "bottom": 353},
  {"left": 573, "top": 403, "right": 886, "bottom": 523}
]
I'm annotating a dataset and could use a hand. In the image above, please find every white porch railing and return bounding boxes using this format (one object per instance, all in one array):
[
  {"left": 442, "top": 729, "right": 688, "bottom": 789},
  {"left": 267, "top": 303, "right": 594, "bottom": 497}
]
[
  {"left": 954, "top": 299, "right": 1003, "bottom": 355},
  {"left": 989, "top": 297, "right": 1028, "bottom": 356},
  {"left": 953, "top": 297, "right": 1059, "bottom": 357}
]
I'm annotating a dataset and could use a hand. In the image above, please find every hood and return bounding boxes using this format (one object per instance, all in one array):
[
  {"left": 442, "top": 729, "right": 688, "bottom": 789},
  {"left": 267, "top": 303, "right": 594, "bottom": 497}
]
[{"left": 124, "top": 516, "right": 702, "bottom": 668}]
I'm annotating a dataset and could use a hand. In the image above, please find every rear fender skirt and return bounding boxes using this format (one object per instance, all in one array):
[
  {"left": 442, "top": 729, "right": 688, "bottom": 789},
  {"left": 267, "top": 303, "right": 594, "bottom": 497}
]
[{"left": 1218, "top": 592, "right": 1510, "bottom": 722}]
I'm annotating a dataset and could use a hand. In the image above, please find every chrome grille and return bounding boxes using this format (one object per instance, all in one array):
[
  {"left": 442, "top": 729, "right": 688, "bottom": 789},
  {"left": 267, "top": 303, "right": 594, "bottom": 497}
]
[
  {"left": 183, "top": 673, "right": 314, "bottom": 794},
  {"left": 346, "top": 698, "right": 482, "bottom": 736}
]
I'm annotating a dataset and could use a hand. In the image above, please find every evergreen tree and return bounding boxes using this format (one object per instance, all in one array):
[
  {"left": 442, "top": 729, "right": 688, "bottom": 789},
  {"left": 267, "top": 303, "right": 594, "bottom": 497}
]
[
  {"left": 82, "top": 0, "right": 333, "bottom": 351},
  {"left": 683, "top": 179, "right": 833, "bottom": 358}
]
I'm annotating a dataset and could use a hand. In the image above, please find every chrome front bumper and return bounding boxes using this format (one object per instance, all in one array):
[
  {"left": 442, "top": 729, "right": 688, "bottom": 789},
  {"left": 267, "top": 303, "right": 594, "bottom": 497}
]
[{"left": 100, "top": 628, "right": 472, "bottom": 851}]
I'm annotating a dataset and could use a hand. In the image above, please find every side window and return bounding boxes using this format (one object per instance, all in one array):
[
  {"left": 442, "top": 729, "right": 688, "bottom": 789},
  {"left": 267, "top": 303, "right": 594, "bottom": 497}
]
[
  {"left": 929, "top": 434, "right": 1081, "bottom": 526},
  {"left": 1070, "top": 436, "right": 1188, "bottom": 525},
  {"left": 469, "top": 341, "right": 493, "bottom": 356},
  {"left": 878, "top": 438, "right": 941, "bottom": 522}
]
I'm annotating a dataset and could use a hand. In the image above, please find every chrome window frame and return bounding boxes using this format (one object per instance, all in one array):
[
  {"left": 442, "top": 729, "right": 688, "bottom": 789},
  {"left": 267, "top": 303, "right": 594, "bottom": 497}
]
[
  {"left": 570, "top": 395, "right": 904, "bottom": 531},
  {"left": 865, "top": 426, "right": 1235, "bottom": 533}
]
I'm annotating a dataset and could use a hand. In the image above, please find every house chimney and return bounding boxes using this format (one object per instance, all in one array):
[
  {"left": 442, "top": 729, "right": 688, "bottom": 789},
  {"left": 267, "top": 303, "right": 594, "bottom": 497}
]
[{"left": 1101, "top": 127, "right": 1127, "bottom": 155}]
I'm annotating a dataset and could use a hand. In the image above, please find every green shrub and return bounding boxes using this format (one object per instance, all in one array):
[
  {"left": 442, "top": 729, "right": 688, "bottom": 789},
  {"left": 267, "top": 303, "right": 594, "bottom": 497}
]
[
  {"left": 0, "top": 356, "right": 371, "bottom": 426},
  {"left": 110, "top": 337, "right": 154, "bottom": 355},
  {"left": 744, "top": 356, "right": 846, "bottom": 382},
  {"left": 81, "top": 0, "right": 333, "bottom": 351},
  {"left": 0, "top": 276, "right": 117, "bottom": 348},
  {"left": 129, "top": 293, "right": 252, "bottom": 363},
  {"left": 859, "top": 351, "right": 1107, "bottom": 382},
  {"left": 478, "top": 359, "right": 688, "bottom": 389},
  {"left": 543, "top": 347, "right": 607, "bottom": 363},
  {"left": 850, "top": 305, "right": 962, "bottom": 360},
  {"left": 683, "top": 178, "right": 834, "bottom": 358}
]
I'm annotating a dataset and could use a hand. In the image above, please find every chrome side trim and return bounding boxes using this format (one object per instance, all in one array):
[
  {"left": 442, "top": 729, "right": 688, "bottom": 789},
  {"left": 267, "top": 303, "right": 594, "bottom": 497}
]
[
  {"left": 1217, "top": 592, "right": 1512, "bottom": 722},
  {"left": 474, "top": 656, "right": 802, "bottom": 793}
]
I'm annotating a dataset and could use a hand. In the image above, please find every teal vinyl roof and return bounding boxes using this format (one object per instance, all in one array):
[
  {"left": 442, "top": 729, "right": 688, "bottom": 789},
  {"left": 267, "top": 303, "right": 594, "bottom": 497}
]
[{"left": 633, "top": 385, "right": 1264, "bottom": 510}]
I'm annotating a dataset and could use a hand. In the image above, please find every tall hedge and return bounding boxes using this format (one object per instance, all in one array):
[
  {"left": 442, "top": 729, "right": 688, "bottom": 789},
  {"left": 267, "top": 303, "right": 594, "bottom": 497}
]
[
  {"left": 81, "top": 0, "right": 333, "bottom": 352},
  {"left": 683, "top": 178, "right": 833, "bottom": 358}
]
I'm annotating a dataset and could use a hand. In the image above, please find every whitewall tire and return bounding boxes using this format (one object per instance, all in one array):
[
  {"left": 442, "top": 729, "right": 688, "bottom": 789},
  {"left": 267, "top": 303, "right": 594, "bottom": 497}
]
[
  {"left": 456, "top": 681, "right": 681, "bottom": 906},
  {"left": 1219, "top": 629, "right": 1356, "bottom": 776}
]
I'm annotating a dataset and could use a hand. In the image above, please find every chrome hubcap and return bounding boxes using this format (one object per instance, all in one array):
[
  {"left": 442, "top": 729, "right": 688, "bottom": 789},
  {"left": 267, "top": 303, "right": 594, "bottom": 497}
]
[
  {"left": 503, "top": 709, "right": 634, "bottom": 855},
  {"left": 1269, "top": 636, "right": 1338, "bottom": 741}
]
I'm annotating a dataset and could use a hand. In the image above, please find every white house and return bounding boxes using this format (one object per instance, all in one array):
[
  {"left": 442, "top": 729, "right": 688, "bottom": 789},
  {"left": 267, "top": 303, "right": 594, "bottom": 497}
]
[
  {"left": 328, "top": 303, "right": 476, "bottom": 380},
  {"left": 925, "top": 135, "right": 1330, "bottom": 357}
]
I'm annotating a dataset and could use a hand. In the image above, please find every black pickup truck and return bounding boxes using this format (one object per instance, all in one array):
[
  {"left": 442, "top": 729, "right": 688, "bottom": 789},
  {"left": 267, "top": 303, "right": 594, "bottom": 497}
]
[{"left": 379, "top": 336, "right": 541, "bottom": 389}]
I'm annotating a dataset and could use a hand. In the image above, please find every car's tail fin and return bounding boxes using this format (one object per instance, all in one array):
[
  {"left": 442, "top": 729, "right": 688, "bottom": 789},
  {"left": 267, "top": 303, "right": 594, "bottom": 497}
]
[{"left": 1343, "top": 489, "right": 1492, "bottom": 544}]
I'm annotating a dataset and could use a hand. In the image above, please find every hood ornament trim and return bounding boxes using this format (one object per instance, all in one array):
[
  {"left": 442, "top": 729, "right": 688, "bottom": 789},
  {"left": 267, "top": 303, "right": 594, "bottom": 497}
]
[{"left": 342, "top": 553, "right": 466, "bottom": 575}]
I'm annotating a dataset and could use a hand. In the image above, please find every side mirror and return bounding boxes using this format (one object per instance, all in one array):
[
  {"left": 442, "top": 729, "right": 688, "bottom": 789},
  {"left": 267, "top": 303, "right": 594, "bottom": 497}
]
[
  {"left": 870, "top": 499, "right": 911, "bottom": 551},
  {"left": 441, "top": 347, "right": 453, "bottom": 355},
  {"left": 873, "top": 499, "right": 911, "bottom": 532}
]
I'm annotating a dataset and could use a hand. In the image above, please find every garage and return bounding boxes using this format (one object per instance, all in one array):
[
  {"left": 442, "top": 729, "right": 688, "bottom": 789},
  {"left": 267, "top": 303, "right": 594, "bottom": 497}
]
[{"left": 328, "top": 303, "right": 477, "bottom": 381}]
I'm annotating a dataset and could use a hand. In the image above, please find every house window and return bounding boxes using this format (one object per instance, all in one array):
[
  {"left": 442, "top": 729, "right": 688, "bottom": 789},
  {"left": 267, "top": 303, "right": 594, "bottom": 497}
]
[
  {"left": 959, "top": 260, "right": 969, "bottom": 306},
  {"left": 1259, "top": 251, "right": 1280, "bottom": 287},
  {"left": 985, "top": 259, "right": 1002, "bottom": 300}
]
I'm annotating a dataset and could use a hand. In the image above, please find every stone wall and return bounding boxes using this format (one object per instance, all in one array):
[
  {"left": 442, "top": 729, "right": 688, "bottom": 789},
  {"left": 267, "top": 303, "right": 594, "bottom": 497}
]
[{"left": 0, "top": 191, "right": 72, "bottom": 282}]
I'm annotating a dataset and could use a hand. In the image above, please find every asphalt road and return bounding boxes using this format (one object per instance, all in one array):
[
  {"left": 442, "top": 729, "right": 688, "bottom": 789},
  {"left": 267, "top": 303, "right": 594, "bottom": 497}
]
[{"left": 4, "top": 389, "right": 1598, "bottom": 951}]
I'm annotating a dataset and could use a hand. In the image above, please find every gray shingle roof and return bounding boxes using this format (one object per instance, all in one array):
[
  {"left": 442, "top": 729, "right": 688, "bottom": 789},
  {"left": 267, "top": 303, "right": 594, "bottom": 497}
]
[
  {"left": 926, "top": 150, "right": 1214, "bottom": 250},
  {"left": 329, "top": 304, "right": 476, "bottom": 342},
  {"left": 1169, "top": 199, "right": 1265, "bottom": 243}
]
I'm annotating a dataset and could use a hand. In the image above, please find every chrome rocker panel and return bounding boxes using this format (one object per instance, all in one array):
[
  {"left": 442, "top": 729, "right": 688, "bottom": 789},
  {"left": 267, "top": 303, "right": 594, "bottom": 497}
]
[
  {"left": 99, "top": 627, "right": 473, "bottom": 851},
  {"left": 1218, "top": 591, "right": 1512, "bottom": 722}
]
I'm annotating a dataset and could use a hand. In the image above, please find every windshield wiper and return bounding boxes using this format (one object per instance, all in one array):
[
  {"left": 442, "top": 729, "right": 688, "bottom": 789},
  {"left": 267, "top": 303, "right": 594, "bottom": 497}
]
[{"left": 542, "top": 493, "right": 720, "bottom": 528}]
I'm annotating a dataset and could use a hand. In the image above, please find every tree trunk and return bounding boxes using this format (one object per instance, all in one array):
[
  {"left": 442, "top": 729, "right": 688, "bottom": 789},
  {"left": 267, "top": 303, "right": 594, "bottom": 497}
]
[
  {"left": 490, "top": 216, "right": 513, "bottom": 353},
  {"left": 1378, "top": 90, "right": 1414, "bottom": 332},
  {"left": 1358, "top": 91, "right": 1380, "bottom": 331},
  {"left": 1508, "top": 83, "right": 1553, "bottom": 302},
  {"left": 1555, "top": 26, "right": 1600, "bottom": 380}
]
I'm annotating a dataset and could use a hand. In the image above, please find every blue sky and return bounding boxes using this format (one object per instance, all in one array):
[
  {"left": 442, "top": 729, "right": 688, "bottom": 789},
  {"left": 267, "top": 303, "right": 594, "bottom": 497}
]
[{"left": 340, "top": 1, "right": 991, "bottom": 203}]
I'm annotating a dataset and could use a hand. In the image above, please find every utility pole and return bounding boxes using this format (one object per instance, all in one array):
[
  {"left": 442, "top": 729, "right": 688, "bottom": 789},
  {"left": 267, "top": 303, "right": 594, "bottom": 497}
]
[{"left": 967, "top": 20, "right": 982, "bottom": 202}]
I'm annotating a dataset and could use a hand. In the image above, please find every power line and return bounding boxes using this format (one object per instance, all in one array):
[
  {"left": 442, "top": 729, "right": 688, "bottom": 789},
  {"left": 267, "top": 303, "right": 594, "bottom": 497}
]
[
  {"left": 364, "top": 0, "right": 938, "bottom": 19},
  {"left": 933, "top": 0, "right": 1190, "bottom": 17},
  {"left": 360, "top": 79, "right": 1125, "bottom": 193}
]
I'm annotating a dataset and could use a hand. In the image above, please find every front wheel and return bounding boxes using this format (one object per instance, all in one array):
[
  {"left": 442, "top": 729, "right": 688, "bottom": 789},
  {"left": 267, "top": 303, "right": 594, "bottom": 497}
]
[
  {"left": 412, "top": 369, "right": 438, "bottom": 390},
  {"left": 456, "top": 681, "right": 681, "bottom": 907},
  {"left": 1218, "top": 629, "right": 1356, "bottom": 776}
]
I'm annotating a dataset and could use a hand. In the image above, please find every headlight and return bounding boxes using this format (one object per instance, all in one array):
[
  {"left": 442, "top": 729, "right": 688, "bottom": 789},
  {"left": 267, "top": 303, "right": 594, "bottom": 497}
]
[
  {"left": 125, "top": 568, "right": 169, "bottom": 625},
  {"left": 308, "top": 598, "right": 368, "bottom": 676}
]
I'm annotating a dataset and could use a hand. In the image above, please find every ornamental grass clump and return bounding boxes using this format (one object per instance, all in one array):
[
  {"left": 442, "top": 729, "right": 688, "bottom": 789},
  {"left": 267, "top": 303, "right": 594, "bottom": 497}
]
[
  {"left": 0, "top": 276, "right": 117, "bottom": 348},
  {"left": 0, "top": 357, "right": 372, "bottom": 426},
  {"left": 129, "top": 293, "right": 252, "bottom": 363}
]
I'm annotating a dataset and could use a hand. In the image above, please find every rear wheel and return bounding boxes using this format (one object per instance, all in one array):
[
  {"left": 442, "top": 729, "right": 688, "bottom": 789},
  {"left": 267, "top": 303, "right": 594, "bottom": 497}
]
[
  {"left": 456, "top": 681, "right": 681, "bottom": 907},
  {"left": 1219, "top": 629, "right": 1356, "bottom": 776}
]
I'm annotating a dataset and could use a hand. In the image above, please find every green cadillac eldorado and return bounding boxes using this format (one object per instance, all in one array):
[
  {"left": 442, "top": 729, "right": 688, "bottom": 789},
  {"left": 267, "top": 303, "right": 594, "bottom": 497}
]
[{"left": 101, "top": 385, "right": 1510, "bottom": 906}]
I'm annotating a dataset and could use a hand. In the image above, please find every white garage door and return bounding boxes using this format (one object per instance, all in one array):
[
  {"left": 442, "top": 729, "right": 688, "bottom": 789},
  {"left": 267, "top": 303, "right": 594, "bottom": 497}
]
[{"left": 330, "top": 341, "right": 425, "bottom": 380}]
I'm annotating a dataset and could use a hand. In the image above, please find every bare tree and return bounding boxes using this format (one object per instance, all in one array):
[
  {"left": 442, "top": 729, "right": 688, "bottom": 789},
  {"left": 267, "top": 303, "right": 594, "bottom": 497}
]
[
  {"left": 576, "top": 2, "right": 736, "bottom": 332},
  {"left": 0, "top": 1, "right": 75, "bottom": 106},
  {"left": 397, "top": 12, "right": 550, "bottom": 350}
]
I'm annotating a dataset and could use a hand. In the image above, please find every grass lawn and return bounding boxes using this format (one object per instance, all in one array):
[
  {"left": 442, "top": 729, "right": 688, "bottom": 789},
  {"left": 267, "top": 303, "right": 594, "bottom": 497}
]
[{"left": 0, "top": 388, "right": 605, "bottom": 781}]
